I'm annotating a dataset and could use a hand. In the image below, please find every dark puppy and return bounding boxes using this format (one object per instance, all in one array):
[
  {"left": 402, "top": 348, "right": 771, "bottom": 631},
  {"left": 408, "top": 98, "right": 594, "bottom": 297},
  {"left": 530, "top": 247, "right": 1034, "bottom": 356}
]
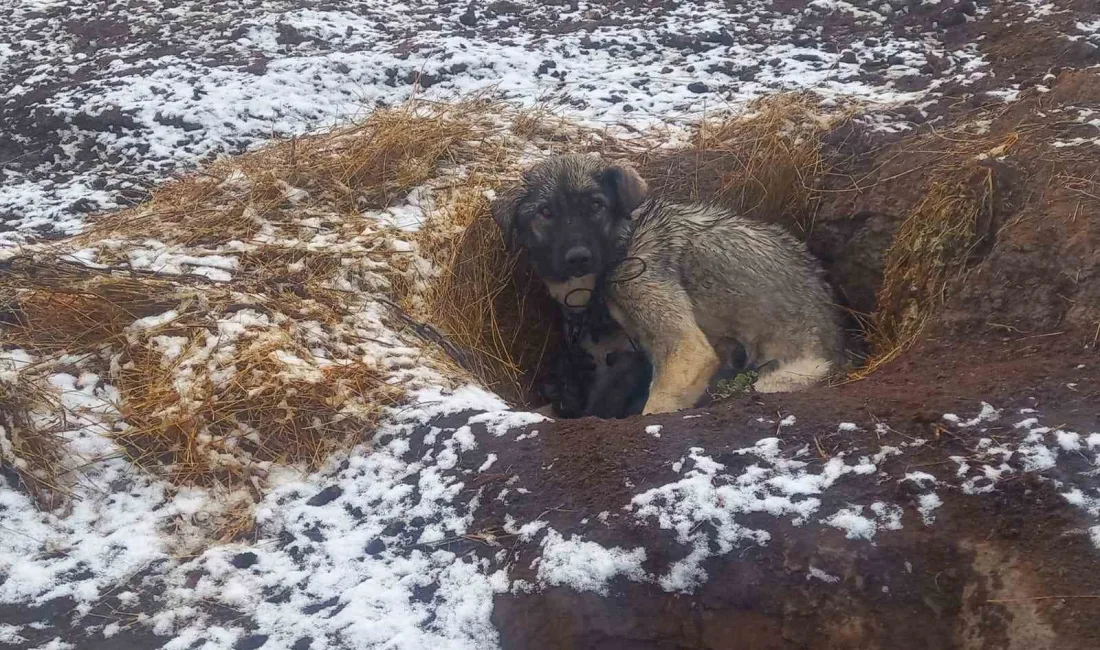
[
  {"left": 537, "top": 293, "right": 652, "bottom": 419},
  {"left": 493, "top": 153, "right": 845, "bottom": 414}
]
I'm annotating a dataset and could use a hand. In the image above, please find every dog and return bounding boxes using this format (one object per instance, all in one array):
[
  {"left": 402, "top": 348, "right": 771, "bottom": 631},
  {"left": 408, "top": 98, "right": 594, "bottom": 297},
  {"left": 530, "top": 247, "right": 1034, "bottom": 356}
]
[
  {"left": 537, "top": 288, "right": 653, "bottom": 419},
  {"left": 492, "top": 153, "right": 844, "bottom": 414}
]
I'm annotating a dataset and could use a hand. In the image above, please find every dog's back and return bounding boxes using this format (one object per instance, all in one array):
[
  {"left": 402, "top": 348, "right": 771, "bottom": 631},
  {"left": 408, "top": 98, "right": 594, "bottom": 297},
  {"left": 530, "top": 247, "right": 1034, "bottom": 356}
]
[{"left": 611, "top": 200, "right": 844, "bottom": 393}]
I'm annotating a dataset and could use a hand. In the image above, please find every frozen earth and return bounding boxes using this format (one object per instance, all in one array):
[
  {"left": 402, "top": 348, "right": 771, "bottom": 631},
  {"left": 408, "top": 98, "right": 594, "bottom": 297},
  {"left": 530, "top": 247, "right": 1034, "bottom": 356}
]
[{"left": 6, "top": 0, "right": 1089, "bottom": 241}]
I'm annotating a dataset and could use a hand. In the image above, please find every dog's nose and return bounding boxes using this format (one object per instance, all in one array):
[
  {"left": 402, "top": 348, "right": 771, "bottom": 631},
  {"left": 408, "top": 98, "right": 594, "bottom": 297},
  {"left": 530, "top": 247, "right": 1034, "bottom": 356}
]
[{"left": 564, "top": 247, "right": 593, "bottom": 275}]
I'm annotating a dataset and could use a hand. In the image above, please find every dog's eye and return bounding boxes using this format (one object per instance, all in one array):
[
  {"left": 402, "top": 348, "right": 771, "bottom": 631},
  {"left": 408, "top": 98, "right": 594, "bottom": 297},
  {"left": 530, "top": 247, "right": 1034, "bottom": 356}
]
[
  {"left": 539, "top": 206, "right": 553, "bottom": 219},
  {"left": 590, "top": 197, "right": 605, "bottom": 211}
]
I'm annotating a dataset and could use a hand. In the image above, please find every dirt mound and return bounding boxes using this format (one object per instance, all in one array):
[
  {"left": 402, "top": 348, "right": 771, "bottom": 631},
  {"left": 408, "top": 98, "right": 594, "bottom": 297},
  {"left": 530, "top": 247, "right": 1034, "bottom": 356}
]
[{"left": 476, "top": 332, "right": 1100, "bottom": 649}]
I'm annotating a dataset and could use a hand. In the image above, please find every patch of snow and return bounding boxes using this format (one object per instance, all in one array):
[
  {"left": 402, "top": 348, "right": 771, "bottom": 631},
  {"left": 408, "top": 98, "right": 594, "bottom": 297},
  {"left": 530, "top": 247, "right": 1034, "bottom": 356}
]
[
  {"left": 917, "top": 493, "right": 943, "bottom": 525},
  {"left": 478, "top": 454, "right": 498, "bottom": 473},
  {"left": 821, "top": 506, "right": 878, "bottom": 540},
  {"left": 903, "top": 471, "right": 938, "bottom": 487},
  {"left": 536, "top": 530, "right": 648, "bottom": 596},
  {"left": 504, "top": 517, "right": 549, "bottom": 543},
  {"left": 466, "top": 410, "right": 548, "bottom": 438},
  {"left": 1056, "top": 430, "right": 1082, "bottom": 452},
  {"left": 630, "top": 438, "right": 902, "bottom": 591},
  {"left": 945, "top": 402, "right": 1001, "bottom": 428},
  {"left": 645, "top": 425, "right": 663, "bottom": 438},
  {"left": 806, "top": 566, "right": 841, "bottom": 583}
]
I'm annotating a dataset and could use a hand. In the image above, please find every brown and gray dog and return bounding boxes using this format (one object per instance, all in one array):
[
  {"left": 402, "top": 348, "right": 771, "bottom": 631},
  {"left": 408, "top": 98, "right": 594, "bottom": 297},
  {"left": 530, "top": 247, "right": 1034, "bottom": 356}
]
[{"left": 492, "top": 153, "right": 844, "bottom": 415}]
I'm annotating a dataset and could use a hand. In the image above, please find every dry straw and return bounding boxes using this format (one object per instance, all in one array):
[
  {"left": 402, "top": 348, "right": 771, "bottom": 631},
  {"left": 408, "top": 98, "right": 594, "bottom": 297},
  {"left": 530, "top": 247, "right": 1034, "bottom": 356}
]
[
  {"left": 640, "top": 93, "right": 851, "bottom": 231},
  {"left": 0, "top": 377, "right": 67, "bottom": 508},
  {"left": 852, "top": 130, "right": 1015, "bottom": 378}
]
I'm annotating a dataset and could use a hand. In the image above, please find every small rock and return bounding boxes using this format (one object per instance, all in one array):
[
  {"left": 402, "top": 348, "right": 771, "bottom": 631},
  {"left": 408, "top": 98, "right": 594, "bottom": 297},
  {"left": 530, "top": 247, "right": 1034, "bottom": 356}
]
[
  {"left": 938, "top": 10, "right": 967, "bottom": 28},
  {"left": 792, "top": 52, "right": 823, "bottom": 63},
  {"left": 303, "top": 597, "right": 342, "bottom": 617},
  {"left": 893, "top": 104, "right": 927, "bottom": 124},
  {"left": 894, "top": 74, "right": 931, "bottom": 91},
  {"left": 487, "top": 0, "right": 523, "bottom": 15},
  {"left": 886, "top": 54, "right": 906, "bottom": 66},
  {"left": 459, "top": 3, "right": 478, "bottom": 27},
  {"left": 235, "top": 635, "right": 268, "bottom": 650},
  {"left": 1062, "top": 40, "right": 1099, "bottom": 63},
  {"left": 840, "top": 50, "right": 859, "bottom": 64},
  {"left": 687, "top": 81, "right": 709, "bottom": 93},
  {"left": 306, "top": 485, "right": 342, "bottom": 507},
  {"left": 366, "top": 538, "right": 387, "bottom": 555},
  {"left": 69, "top": 198, "right": 98, "bottom": 213},
  {"left": 275, "top": 23, "right": 308, "bottom": 46},
  {"left": 231, "top": 552, "right": 259, "bottom": 569},
  {"left": 622, "top": 104, "right": 635, "bottom": 112}
]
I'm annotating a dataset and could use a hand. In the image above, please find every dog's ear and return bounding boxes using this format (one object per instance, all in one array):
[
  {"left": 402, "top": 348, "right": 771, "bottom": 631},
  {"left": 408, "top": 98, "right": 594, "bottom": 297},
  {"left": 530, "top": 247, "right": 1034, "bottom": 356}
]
[
  {"left": 489, "top": 184, "right": 523, "bottom": 248},
  {"left": 602, "top": 164, "right": 648, "bottom": 218}
]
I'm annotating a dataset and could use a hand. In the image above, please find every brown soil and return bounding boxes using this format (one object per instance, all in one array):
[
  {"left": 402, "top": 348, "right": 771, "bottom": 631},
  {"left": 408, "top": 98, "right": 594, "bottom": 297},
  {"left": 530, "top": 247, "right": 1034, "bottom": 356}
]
[{"left": 473, "top": 331, "right": 1099, "bottom": 649}]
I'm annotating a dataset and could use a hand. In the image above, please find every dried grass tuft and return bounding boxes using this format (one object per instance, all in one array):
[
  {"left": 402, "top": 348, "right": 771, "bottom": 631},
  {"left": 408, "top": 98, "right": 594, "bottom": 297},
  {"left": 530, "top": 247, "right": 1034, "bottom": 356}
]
[
  {"left": 86, "top": 99, "right": 499, "bottom": 247},
  {"left": 855, "top": 162, "right": 997, "bottom": 378},
  {"left": 0, "top": 377, "right": 67, "bottom": 508},
  {"left": 417, "top": 187, "right": 560, "bottom": 403},
  {"left": 0, "top": 259, "right": 181, "bottom": 351},
  {"left": 115, "top": 330, "right": 400, "bottom": 487},
  {"left": 641, "top": 93, "right": 849, "bottom": 232}
]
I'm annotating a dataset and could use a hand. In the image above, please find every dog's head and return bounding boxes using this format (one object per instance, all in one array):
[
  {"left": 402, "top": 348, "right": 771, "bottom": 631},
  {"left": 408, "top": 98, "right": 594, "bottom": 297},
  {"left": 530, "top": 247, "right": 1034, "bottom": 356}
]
[{"left": 491, "top": 154, "right": 648, "bottom": 290}]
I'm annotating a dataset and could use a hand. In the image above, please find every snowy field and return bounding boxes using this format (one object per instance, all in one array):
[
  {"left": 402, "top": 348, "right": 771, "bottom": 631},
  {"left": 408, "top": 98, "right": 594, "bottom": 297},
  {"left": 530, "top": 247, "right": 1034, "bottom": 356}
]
[
  {"left": 3, "top": 1, "right": 1100, "bottom": 649},
  {"left": 3, "top": 0, "right": 1048, "bottom": 242}
]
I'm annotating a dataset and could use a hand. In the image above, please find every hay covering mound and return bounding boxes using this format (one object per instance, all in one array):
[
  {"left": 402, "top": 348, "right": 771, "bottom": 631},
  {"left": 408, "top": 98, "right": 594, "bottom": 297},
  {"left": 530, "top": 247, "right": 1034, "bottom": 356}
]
[
  {"left": 0, "top": 98, "right": 652, "bottom": 515},
  {"left": 1, "top": 93, "right": 995, "bottom": 524}
]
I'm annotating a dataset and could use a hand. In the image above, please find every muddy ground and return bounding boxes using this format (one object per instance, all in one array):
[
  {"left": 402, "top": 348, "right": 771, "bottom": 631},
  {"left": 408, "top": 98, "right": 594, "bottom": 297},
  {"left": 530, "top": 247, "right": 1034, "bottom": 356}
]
[{"left": 485, "top": 337, "right": 1100, "bottom": 649}]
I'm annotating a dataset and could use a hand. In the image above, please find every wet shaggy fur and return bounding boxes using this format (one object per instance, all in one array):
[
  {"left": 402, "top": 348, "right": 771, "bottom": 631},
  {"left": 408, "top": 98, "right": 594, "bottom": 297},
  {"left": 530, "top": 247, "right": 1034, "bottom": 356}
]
[{"left": 493, "top": 153, "right": 845, "bottom": 414}]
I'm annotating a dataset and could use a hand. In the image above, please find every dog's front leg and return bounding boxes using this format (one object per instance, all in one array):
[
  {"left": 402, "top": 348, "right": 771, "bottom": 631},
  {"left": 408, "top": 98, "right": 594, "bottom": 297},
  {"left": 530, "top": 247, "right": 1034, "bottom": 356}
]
[
  {"left": 608, "top": 283, "right": 720, "bottom": 415},
  {"left": 643, "top": 325, "right": 720, "bottom": 414}
]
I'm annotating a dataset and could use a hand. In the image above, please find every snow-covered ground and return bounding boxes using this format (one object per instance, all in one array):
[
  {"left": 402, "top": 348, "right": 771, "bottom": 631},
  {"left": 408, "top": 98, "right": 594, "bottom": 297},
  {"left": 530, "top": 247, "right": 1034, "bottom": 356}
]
[
  {"left": 1, "top": 0, "right": 1040, "bottom": 243},
  {"left": 4, "top": 377, "right": 1100, "bottom": 649}
]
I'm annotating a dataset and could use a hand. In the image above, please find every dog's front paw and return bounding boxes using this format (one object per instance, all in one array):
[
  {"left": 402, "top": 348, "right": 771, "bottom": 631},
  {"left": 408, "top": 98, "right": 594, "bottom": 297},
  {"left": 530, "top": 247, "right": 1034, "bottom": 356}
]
[{"left": 641, "top": 394, "right": 684, "bottom": 415}]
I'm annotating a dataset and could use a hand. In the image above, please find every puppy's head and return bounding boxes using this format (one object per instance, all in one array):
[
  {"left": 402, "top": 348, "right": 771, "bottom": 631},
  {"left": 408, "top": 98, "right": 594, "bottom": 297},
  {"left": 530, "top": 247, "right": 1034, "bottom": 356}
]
[{"left": 491, "top": 154, "right": 648, "bottom": 289}]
